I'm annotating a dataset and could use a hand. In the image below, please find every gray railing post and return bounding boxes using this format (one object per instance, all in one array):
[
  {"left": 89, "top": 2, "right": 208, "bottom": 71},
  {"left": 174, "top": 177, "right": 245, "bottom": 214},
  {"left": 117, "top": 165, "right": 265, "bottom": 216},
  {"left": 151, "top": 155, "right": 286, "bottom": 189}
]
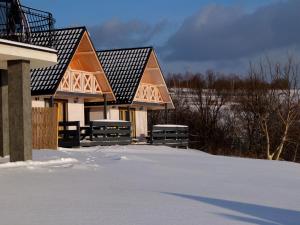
[
  {"left": 89, "top": 121, "right": 93, "bottom": 141},
  {"left": 103, "top": 94, "right": 107, "bottom": 120},
  {"left": 165, "top": 103, "right": 168, "bottom": 124}
]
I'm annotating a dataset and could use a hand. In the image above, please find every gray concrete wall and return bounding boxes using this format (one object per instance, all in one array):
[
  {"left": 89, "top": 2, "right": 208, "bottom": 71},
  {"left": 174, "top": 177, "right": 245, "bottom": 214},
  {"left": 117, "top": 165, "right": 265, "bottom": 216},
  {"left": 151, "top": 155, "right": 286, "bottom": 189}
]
[
  {"left": 0, "top": 70, "right": 9, "bottom": 157},
  {"left": 8, "top": 60, "right": 32, "bottom": 162}
]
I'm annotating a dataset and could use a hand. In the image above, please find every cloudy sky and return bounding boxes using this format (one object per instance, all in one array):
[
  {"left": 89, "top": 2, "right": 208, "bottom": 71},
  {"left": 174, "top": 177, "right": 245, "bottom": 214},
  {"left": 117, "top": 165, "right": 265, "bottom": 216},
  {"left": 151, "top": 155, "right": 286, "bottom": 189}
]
[{"left": 23, "top": 0, "right": 298, "bottom": 75}]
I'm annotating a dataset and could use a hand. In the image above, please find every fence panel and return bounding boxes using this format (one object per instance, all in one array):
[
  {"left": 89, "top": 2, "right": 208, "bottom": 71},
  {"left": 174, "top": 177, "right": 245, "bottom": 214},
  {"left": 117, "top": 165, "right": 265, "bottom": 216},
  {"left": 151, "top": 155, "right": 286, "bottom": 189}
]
[
  {"left": 58, "top": 121, "right": 81, "bottom": 148},
  {"left": 81, "top": 121, "right": 132, "bottom": 147},
  {"left": 150, "top": 125, "right": 189, "bottom": 148},
  {"left": 32, "top": 107, "right": 58, "bottom": 150}
]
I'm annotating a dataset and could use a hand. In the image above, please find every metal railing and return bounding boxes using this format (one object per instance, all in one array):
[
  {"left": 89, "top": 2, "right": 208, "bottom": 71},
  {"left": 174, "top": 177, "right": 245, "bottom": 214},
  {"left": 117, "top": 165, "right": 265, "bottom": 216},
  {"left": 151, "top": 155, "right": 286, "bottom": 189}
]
[{"left": 0, "top": 0, "right": 55, "bottom": 47}]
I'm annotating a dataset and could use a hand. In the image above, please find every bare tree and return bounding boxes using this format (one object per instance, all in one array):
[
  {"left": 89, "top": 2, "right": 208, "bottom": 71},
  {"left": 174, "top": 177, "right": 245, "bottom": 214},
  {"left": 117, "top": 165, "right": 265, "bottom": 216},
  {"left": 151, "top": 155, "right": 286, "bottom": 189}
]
[
  {"left": 187, "top": 71, "right": 233, "bottom": 151},
  {"left": 241, "top": 58, "right": 300, "bottom": 160}
]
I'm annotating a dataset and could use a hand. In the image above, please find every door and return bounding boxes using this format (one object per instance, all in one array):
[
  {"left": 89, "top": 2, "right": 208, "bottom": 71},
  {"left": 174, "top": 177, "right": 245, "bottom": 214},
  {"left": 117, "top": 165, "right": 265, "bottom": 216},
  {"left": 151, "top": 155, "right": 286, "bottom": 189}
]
[
  {"left": 54, "top": 100, "right": 68, "bottom": 123},
  {"left": 119, "top": 108, "right": 136, "bottom": 138},
  {"left": 130, "top": 109, "right": 136, "bottom": 138}
]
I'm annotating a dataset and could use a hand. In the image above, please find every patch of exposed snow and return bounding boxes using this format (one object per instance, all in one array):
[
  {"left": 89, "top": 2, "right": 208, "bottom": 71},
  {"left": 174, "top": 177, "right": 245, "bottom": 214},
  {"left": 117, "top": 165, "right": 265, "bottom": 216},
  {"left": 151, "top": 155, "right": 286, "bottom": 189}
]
[
  {"left": 0, "top": 145, "right": 299, "bottom": 225},
  {"left": 0, "top": 158, "right": 78, "bottom": 169},
  {"left": 120, "top": 156, "right": 129, "bottom": 160}
]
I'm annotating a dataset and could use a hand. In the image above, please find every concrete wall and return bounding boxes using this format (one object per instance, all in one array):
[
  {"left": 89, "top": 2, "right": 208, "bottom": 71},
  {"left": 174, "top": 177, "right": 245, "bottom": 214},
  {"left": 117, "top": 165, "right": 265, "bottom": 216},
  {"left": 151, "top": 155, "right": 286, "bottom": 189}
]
[
  {"left": 32, "top": 98, "right": 45, "bottom": 108},
  {"left": 135, "top": 108, "right": 148, "bottom": 138},
  {"left": 67, "top": 98, "right": 85, "bottom": 126}
]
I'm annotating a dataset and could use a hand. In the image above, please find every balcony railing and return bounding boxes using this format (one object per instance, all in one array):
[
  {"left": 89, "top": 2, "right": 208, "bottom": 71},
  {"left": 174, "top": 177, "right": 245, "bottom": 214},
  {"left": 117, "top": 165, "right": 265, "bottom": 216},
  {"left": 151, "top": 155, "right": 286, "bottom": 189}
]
[
  {"left": 0, "top": 0, "right": 55, "bottom": 47},
  {"left": 135, "top": 83, "right": 164, "bottom": 103},
  {"left": 58, "top": 69, "right": 103, "bottom": 95}
]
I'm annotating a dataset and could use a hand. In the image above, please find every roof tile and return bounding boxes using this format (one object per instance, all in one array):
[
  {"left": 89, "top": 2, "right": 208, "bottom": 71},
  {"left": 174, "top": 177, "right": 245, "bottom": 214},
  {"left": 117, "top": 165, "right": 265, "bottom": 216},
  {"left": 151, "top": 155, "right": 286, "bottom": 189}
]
[
  {"left": 31, "top": 27, "right": 85, "bottom": 95},
  {"left": 97, "top": 47, "right": 152, "bottom": 104}
]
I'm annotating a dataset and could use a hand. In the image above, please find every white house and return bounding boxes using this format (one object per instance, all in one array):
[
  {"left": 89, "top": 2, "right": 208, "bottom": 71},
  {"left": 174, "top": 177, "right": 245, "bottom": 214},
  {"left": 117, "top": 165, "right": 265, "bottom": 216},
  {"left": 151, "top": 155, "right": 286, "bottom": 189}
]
[
  {"left": 31, "top": 27, "right": 115, "bottom": 125},
  {"left": 85, "top": 47, "right": 174, "bottom": 139}
]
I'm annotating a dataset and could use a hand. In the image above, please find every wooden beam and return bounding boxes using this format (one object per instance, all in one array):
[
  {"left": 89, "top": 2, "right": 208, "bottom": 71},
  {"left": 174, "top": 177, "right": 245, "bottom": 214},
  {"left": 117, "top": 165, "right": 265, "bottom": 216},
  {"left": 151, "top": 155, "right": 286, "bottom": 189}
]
[
  {"left": 94, "top": 71, "right": 104, "bottom": 74},
  {"left": 165, "top": 103, "right": 168, "bottom": 124},
  {"left": 56, "top": 91, "right": 103, "bottom": 98},
  {"left": 144, "top": 68, "right": 160, "bottom": 71},
  {"left": 103, "top": 94, "right": 108, "bottom": 120},
  {"left": 76, "top": 51, "right": 95, "bottom": 55}
]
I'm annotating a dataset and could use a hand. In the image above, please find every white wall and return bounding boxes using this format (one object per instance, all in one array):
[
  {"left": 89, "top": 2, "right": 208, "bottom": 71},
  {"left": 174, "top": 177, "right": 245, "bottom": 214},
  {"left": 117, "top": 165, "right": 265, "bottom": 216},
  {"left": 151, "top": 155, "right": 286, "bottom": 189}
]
[
  {"left": 108, "top": 107, "right": 119, "bottom": 120},
  {"left": 32, "top": 98, "right": 45, "bottom": 108},
  {"left": 88, "top": 107, "right": 118, "bottom": 121},
  {"left": 135, "top": 108, "right": 148, "bottom": 138},
  {"left": 90, "top": 107, "right": 104, "bottom": 121},
  {"left": 67, "top": 98, "right": 85, "bottom": 126}
]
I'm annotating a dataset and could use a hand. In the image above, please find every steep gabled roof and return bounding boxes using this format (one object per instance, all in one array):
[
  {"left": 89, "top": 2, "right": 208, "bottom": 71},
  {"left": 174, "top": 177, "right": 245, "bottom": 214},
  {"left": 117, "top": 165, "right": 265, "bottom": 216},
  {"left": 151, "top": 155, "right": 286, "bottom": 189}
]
[
  {"left": 97, "top": 47, "right": 152, "bottom": 104},
  {"left": 31, "top": 27, "right": 86, "bottom": 96}
]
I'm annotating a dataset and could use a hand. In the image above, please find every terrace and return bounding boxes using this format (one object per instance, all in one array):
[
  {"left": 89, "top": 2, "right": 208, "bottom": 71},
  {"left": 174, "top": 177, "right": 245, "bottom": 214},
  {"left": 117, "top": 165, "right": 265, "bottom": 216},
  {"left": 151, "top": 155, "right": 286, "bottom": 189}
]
[
  {"left": 0, "top": 0, "right": 57, "bottom": 162},
  {"left": 0, "top": 0, "right": 54, "bottom": 47}
]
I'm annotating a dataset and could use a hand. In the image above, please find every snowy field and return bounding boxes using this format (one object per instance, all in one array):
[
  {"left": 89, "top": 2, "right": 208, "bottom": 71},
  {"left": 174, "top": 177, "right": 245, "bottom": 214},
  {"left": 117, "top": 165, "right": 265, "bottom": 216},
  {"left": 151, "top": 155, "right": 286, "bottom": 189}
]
[{"left": 0, "top": 145, "right": 299, "bottom": 225}]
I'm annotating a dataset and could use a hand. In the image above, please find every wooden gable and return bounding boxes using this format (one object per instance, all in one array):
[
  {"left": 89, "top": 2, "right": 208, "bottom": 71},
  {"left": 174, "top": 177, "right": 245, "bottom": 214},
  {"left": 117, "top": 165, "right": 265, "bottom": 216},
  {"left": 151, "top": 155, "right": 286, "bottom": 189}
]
[
  {"left": 134, "top": 50, "right": 174, "bottom": 109},
  {"left": 57, "top": 32, "right": 115, "bottom": 101}
]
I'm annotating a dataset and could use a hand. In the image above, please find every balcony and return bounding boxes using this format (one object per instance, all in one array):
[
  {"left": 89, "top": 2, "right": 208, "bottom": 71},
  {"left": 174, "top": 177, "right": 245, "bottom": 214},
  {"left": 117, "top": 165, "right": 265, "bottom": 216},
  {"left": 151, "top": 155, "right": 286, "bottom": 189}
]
[
  {"left": 135, "top": 83, "right": 164, "bottom": 103},
  {"left": 0, "top": 0, "right": 55, "bottom": 47},
  {"left": 58, "top": 69, "right": 103, "bottom": 95}
]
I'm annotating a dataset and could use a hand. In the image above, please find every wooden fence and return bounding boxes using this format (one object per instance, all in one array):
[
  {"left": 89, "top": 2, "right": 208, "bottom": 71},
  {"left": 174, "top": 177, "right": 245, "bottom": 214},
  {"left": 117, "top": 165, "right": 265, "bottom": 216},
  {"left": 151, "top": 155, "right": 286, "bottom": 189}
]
[
  {"left": 150, "top": 125, "right": 189, "bottom": 148},
  {"left": 32, "top": 107, "right": 58, "bottom": 150},
  {"left": 81, "top": 121, "right": 132, "bottom": 147},
  {"left": 58, "top": 121, "right": 81, "bottom": 148}
]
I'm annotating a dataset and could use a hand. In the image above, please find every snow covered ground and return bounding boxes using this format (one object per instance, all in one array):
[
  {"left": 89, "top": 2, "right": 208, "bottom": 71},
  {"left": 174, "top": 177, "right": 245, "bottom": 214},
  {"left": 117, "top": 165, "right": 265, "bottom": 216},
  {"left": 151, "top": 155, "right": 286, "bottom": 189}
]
[{"left": 0, "top": 145, "right": 299, "bottom": 225}]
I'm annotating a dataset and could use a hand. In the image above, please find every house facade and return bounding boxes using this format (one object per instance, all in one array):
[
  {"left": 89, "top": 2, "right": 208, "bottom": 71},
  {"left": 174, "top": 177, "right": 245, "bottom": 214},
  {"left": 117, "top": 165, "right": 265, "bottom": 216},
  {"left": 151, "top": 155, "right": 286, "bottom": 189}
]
[
  {"left": 31, "top": 27, "right": 115, "bottom": 126},
  {"left": 85, "top": 47, "right": 174, "bottom": 139},
  {"left": 30, "top": 28, "right": 174, "bottom": 140}
]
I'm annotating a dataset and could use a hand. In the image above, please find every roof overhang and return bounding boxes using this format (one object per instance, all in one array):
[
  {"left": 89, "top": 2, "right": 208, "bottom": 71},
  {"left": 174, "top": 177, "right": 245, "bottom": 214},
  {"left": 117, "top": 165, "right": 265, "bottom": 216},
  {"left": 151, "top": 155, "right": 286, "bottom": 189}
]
[
  {"left": 55, "top": 91, "right": 104, "bottom": 99},
  {"left": 132, "top": 101, "right": 173, "bottom": 110},
  {"left": 0, "top": 38, "right": 57, "bottom": 69},
  {"left": 84, "top": 100, "right": 173, "bottom": 110}
]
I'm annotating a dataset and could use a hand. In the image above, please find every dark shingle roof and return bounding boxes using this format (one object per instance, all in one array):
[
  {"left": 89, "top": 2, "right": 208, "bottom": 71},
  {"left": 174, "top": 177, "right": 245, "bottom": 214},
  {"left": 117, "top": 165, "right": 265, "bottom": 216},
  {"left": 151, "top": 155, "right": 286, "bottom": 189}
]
[
  {"left": 31, "top": 27, "right": 86, "bottom": 95},
  {"left": 97, "top": 47, "right": 152, "bottom": 104}
]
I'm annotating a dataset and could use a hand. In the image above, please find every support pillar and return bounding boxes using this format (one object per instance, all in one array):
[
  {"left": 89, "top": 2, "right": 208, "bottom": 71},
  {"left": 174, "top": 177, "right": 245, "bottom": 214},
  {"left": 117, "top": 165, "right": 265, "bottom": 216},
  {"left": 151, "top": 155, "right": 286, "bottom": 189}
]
[
  {"left": 0, "top": 70, "right": 9, "bottom": 157},
  {"left": 8, "top": 60, "right": 32, "bottom": 162},
  {"left": 103, "top": 94, "right": 107, "bottom": 120},
  {"left": 165, "top": 103, "right": 168, "bottom": 124},
  {"left": 49, "top": 96, "right": 54, "bottom": 108},
  {"left": 126, "top": 106, "right": 130, "bottom": 121}
]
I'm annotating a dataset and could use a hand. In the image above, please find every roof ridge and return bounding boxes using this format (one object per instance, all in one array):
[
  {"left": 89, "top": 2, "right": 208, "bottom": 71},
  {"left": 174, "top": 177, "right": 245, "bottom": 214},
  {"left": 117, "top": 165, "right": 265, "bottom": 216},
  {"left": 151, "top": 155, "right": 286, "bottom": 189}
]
[
  {"left": 97, "top": 46, "right": 153, "bottom": 53},
  {"left": 52, "top": 26, "right": 87, "bottom": 32},
  {"left": 32, "top": 26, "right": 86, "bottom": 34}
]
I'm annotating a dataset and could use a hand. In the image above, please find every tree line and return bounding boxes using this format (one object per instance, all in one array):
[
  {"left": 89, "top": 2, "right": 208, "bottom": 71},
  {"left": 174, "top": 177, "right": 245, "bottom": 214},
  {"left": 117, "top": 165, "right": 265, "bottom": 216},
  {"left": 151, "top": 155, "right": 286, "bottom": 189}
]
[{"left": 149, "top": 58, "right": 300, "bottom": 162}]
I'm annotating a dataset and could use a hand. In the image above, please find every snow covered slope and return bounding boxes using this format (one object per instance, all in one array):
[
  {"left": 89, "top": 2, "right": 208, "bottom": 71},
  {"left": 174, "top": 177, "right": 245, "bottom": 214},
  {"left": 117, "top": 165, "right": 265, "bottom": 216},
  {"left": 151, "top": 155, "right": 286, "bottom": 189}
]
[{"left": 0, "top": 145, "right": 299, "bottom": 225}]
